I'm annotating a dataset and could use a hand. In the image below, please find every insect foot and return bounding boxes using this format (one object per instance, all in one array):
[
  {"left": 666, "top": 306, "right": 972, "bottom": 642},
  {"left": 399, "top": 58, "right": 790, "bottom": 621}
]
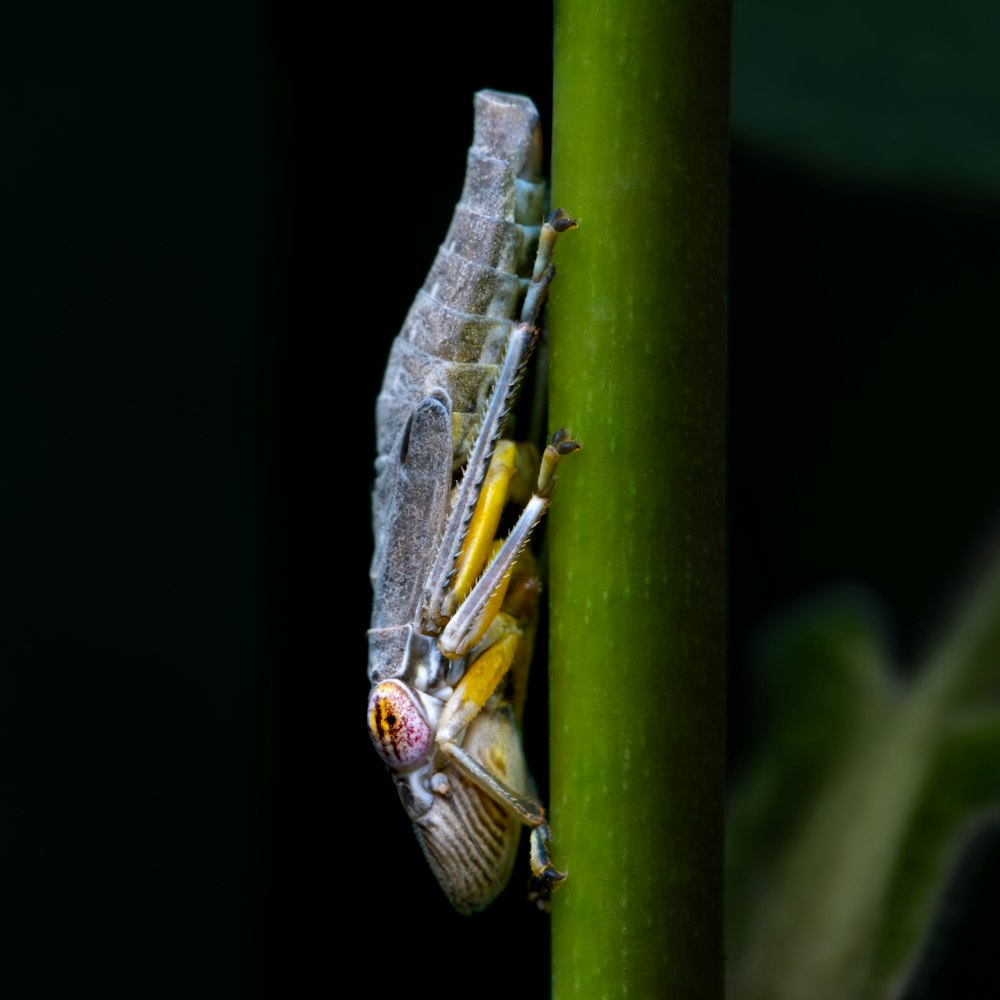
[{"left": 528, "top": 821, "right": 567, "bottom": 911}]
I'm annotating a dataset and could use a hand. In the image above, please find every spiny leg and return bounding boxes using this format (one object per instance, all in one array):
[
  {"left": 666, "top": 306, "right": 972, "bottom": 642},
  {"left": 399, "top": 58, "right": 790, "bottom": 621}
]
[
  {"left": 435, "top": 440, "right": 536, "bottom": 630},
  {"left": 440, "top": 429, "right": 580, "bottom": 658},
  {"left": 420, "top": 321, "right": 537, "bottom": 630},
  {"left": 422, "top": 211, "right": 577, "bottom": 629}
]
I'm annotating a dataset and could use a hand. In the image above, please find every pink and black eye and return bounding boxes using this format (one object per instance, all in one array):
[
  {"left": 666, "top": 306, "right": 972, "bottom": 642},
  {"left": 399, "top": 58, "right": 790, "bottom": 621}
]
[{"left": 367, "top": 681, "right": 433, "bottom": 769}]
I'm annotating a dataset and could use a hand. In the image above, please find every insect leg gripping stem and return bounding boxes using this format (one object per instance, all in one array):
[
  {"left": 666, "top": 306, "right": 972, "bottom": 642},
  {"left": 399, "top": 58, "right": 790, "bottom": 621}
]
[
  {"left": 433, "top": 616, "right": 567, "bottom": 890},
  {"left": 439, "top": 431, "right": 580, "bottom": 657},
  {"left": 422, "top": 210, "right": 578, "bottom": 632}
]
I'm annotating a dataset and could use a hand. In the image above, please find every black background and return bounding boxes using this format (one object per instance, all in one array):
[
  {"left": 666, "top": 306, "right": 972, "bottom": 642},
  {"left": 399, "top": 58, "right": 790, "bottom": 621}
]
[{"left": 5, "top": 2, "right": 998, "bottom": 996}]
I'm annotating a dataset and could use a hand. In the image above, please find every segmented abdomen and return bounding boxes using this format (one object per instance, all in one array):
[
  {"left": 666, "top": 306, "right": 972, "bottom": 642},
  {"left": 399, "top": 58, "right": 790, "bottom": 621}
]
[
  {"left": 376, "top": 91, "right": 545, "bottom": 460},
  {"left": 372, "top": 92, "right": 546, "bottom": 570}
]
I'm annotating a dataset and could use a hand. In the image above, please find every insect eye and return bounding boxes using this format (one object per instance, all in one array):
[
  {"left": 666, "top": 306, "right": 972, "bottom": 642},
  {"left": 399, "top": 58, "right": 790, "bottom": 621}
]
[{"left": 367, "top": 681, "right": 433, "bottom": 769}]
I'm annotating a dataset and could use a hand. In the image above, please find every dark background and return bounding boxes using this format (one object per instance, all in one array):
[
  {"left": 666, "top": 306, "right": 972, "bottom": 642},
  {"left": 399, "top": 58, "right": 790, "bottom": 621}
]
[{"left": 4, "top": 1, "right": 998, "bottom": 996}]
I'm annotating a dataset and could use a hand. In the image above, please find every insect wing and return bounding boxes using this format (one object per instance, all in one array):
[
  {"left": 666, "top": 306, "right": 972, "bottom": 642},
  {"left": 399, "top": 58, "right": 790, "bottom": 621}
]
[{"left": 369, "top": 395, "right": 451, "bottom": 636}]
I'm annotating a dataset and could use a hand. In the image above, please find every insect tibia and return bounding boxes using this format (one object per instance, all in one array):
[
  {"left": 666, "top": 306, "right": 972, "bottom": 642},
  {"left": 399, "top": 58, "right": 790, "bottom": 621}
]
[
  {"left": 522, "top": 210, "right": 579, "bottom": 327},
  {"left": 439, "top": 431, "right": 579, "bottom": 658}
]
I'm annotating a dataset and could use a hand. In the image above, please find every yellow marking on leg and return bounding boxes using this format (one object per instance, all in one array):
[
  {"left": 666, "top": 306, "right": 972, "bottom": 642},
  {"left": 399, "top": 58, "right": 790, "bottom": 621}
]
[
  {"left": 443, "top": 440, "right": 518, "bottom": 620},
  {"left": 436, "top": 621, "right": 521, "bottom": 745},
  {"left": 449, "top": 540, "right": 516, "bottom": 655}
]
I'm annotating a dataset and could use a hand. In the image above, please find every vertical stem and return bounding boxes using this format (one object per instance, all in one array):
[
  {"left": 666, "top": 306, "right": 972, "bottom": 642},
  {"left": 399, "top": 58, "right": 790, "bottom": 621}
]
[{"left": 548, "top": 2, "right": 730, "bottom": 996}]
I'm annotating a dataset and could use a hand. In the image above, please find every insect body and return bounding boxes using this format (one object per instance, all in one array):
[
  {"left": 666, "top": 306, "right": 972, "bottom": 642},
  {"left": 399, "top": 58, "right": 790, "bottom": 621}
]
[{"left": 367, "top": 90, "right": 577, "bottom": 913}]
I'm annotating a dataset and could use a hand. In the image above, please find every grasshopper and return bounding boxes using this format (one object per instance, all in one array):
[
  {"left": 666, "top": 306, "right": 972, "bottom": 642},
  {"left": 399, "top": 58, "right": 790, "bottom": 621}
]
[{"left": 367, "top": 90, "right": 577, "bottom": 913}]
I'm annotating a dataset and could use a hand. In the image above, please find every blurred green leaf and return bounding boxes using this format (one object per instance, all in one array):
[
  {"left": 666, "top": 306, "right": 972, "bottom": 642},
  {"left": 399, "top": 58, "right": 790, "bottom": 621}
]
[
  {"left": 728, "top": 547, "right": 1000, "bottom": 1000},
  {"left": 870, "top": 714, "right": 1000, "bottom": 998},
  {"left": 726, "top": 590, "right": 895, "bottom": 959}
]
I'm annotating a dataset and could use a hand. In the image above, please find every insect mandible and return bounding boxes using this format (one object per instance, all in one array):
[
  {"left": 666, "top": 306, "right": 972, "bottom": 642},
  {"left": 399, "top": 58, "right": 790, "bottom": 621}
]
[{"left": 366, "top": 90, "right": 577, "bottom": 913}]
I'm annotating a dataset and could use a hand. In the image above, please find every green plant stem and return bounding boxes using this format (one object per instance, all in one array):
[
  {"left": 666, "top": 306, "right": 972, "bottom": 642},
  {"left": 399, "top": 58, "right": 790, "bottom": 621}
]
[{"left": 548, "top": 1, "right": 731, "bottom": 996}]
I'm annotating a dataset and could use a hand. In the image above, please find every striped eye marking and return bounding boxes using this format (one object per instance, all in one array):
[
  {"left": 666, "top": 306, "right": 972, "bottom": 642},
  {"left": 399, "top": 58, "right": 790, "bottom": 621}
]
[{"left": 368, "top": 680, "right": 433, "bottom": 769}]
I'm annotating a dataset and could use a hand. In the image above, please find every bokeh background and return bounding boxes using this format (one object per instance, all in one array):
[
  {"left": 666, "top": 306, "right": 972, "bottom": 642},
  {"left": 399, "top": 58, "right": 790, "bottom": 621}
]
[{"left": 5, "top": 1, "right": 998, "bottom": 995}]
